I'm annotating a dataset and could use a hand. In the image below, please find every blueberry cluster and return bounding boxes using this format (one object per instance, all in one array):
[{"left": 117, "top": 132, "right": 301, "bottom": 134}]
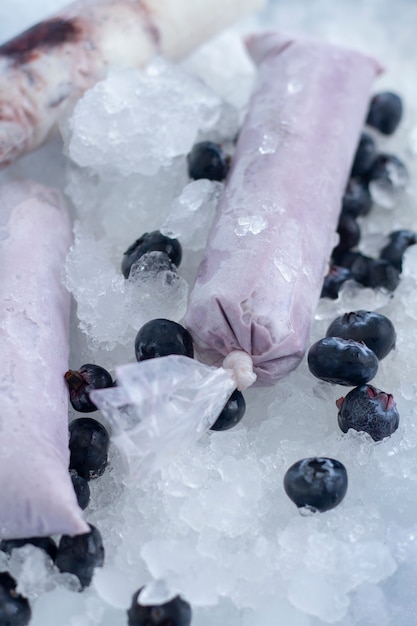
[
  {"left": 308, "top": 310, "right": 399, "bottom": 442},
  {"left": 321, "top": 91, "right": 416, "bottom": 300}
]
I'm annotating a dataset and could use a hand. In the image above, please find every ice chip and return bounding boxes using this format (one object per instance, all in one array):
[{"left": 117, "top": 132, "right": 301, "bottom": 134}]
[
  {"left": 91, "top": 355, "right": 236, "bottom": 477},
  {"left": 161, "top": 180, "right": 223, "bottom": 250},
  {"left": 67, "top": 60, "right": 222, "bottom": 178}
]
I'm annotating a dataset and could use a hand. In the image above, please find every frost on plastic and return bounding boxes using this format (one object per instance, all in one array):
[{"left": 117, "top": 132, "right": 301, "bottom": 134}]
[{"left": 91, "top": 355, "right": 236, "bottom": 477}]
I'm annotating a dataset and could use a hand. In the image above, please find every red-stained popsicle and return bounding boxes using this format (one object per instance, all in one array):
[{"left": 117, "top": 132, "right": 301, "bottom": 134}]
[
  {"left": 185, "top": 32, "right": 382, "bottom": 386},
  {"left": 0, "top": 181, "right": 88, "bottom": 538},
  {"left": 0, "top": 0, "right": 265, "bottom": 168}
]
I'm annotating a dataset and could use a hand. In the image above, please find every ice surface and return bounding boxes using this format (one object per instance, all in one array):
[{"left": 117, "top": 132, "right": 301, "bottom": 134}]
[
  {"left": 66, "top": 59, "right": 222, "bottom": 178},
  {"left": 3, "top": 0, "right": 417, "bottom": 625}
]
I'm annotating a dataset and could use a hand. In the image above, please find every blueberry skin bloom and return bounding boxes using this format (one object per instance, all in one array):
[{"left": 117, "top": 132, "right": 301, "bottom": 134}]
[
  {"left": 0, "top": 572, "right": 31, "bottom": 626},
  {"left": 284, "top": 457, "right": 348, "bottom": 513},
  {"left": 127, "top": 590, "right": 192, "bottom": 626},
  {"left": 337, "top": 384, "right": 400, "bottom": 441},
  {"left": 326, "top": 310, "right": 396, "bottom": 360},
  {"left": 307, "top": 337, "right": 378, "bottom": 386}
]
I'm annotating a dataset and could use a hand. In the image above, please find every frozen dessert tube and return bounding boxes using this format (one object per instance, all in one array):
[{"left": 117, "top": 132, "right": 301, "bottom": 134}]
[
  {"left": 185, "top": 32, "right": 382, "bottom": 386},
  {"left": 0, "top": 0, "right": 265, "bottom": 168},
  {"left": 0, "top": 181, "right": 88, "bottom": 539}
]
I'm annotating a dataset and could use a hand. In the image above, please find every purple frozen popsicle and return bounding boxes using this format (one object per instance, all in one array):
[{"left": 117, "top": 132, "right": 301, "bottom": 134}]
[
  {"left": 0, "top": 181, "right": 88, "bottom": 539},
  {"left": 185, "top": 32, "right": 382, "bottom": 386}
]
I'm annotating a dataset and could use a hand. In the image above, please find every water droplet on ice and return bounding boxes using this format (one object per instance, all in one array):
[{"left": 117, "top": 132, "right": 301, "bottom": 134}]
[{"left": 287, "top": 79, "right": 303, "bottom": 94}]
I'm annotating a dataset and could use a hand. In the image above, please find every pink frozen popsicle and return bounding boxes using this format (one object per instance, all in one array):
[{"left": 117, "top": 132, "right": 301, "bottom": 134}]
[
  {"left": 0, "top": 0, "right": 265, "bottom": 168},
  {"left": 0, "top": 181, "right": 88, "bottom": 539},
  {"left": 185, "top": 33, "right": 382, "bottom": 386}
]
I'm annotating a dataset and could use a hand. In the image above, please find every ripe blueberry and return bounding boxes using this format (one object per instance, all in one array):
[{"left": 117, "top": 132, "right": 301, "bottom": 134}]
[
  {"left": 335, "top": 213, "right": 361, "bottom": 252},
  {"left": 366, "top": 91, "right": 403, "bottom": 135},
  {"left": 367, "top": 153, "right": 409, "bottom": 192},
  {"left": 210, "top": 389, "right": 246, "bottom": 431},
  {"left": 307, "top": 337, "right": 378, "bottom": 386},
  {"left": 127, "top": 589, "right": 192, "bottom": 626},
  {"left": 336, "top": 384, "right": 399, "bottom": 441},
  {"left": 70, "top": 469, "right": 91, "bottom": 510},
  {"left": 122, "top": 231, "right": 182, "bottom": 279},
  {"left": 326, "top": 310, "right": 396, "bottom": 360},
  {"left": 350, "top": 133, "right": 377, "bottom": 179},
  {"left": 55, "top": 524, "right": 105, "bottom": 589},
  {"left": 321, "top": 266, "right": 354, "bottom": 300},
  {"left": 341, "top": 178, "right": 372, "bottom": 218},
  {"left": 187, "top": 141, "right": 229, "bottom": 182},
  {"left": 380, "top": 229, "right": 417, "bottom": 272},
  {"left": 64, "top": 364, "right": 113, "bottom": 413},
  {"left": 135, "top": 319, "right": 194, "bottom": 361},
  {"left": 69, "top": 417, "right": 110, "bottom": 480},
  {"left": 0, "top": 572, "right": 31, "bottom": 626},
  {"left": 283, "top": 457, "right": 348, "bottom": 513}
]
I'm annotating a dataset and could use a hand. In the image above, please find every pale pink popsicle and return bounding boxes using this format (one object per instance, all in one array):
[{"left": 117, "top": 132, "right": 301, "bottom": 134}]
[
  {"left": 0, "top": 0, "right": 265, "bottom": 168},
  {"left": 0, "top": 181, "right": 88, "bottom": 538},
  {"left": 185, "top": 33, "right": 382, "bottom": 386}
]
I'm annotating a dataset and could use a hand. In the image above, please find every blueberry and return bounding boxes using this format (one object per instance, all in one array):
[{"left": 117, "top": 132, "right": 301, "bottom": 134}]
[
  {"left": 55, "top": 524, "right": 104, "bottom": 589},
  {"left": 210, "top": 389, "right": 246, "bottom": 431},
  {"left": 380, "top": 229, "right": 417, "bottom": 272},
  {"left": 70, "top": 469, "right": 91, "bottom": 510},
  {"left": 366, "top": 91, "right": 403, "bottom": 135},
  {"left": 127, "top": 589, "right": 192, "bottom": 626},
  {"left": 187, "top": 141, "right": 229, "bottom": 182},
  {"left": 135, "top": 319, "right": 194, "bottom": 361},
  {"left": 283, "top": 457, "right": 348, "bottom": 513},
  {"left": 336, "top": 384, "right": 399, "bottom": 441},
  {"left": 0, "top": 536, "right": 57, "bottom": 561},
  {"left": 350, "top": 133, "right": 377, "bottom": 179},
  {"left": 341, "top": 178, "right": 372, "bottom": 218},
  {"left": 334, "top": 213, "right": 361, "bottom": 252},
  {"left": 0, "top": 572, "right": 31, "bottom": 626},
  {"left": 334, "top": 251, "right": 401, "bottom": 292},
  {"left": 307, "top": 337, "right": 378, "bottom": 386},
  {"left": 321, "top": 266, "right": 354, "bottom": 300},
  {"left": 64, "top": 364, "right": 113, "bottom": 413},
  {"left": 350, "top": 254, "right": 401, "bottom": 292},
  {"left": 69, "top": 417, "right": 110, "bottom": 480},
  {"left": 367, "top": 153, "right": 409, "bottom": 192},
  {"left": 122, "top": 231, "right": 182, "bottom": 279},
  {"left": 326, "top": 310, "right": 396, "bottom": 360}
]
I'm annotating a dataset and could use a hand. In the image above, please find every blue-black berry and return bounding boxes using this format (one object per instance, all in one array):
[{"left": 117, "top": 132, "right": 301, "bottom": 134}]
[
  {"left": 55, "top": 524, "right": 105, "bottom": 589},
  {"left": 336, "top": 384, "right": 399, "bottom": 441},
  {"left": 350, "top": 133, "right": 377, "bottom": 179},
  {"left": 135, "top": 319, "right": 194, "bottom": 361},
  {"left": 0, "top": 572, "right": 31, "bottom": 626},
  {"left": 380, "top": 229, "right": 417, "bottom": 272},
  {"left": 307, "top": 337, "right": 378, "bottom": 386},
  {"left": 366, "top": 92, "right": 403, "bottom": 135},
  {"left": 64, "top": 364, "right": 113, "bottom": 413},
  {"left": 367, "top": 153, "right": 409, "bottom": 192},
  {"left": 283, "top": 457, "right": 348, "bottom": 513},
  {"left": 187, "top": 141, "right": 229, "bottom": 182},
  {"left": 341, "top": 178, "right": 372, "bottom": 218},
  {"left": 122, "top": 231, "right": 182, "bottom": 279},
  {"left": 321, "top": 266, "right": 354, "bottom": 300},
  {"left": 210, "top": 389, "right": 246, "bottom": 431},
  {"left": 127, "top": 589, "right": 192, "bottom": 626},
  {"left": 70, "top": 469, "right": 91, "bottom": 510},
  {"left": 326, "top": 310, "right": 396, "bottom": 360},
  {"left": 335, "top": 213, "right": 361, "bottom": 252},
  {"left": 69, "top": 417, "right": 110, "bottom": 480},
  {"left": 334, "top": 251, "right": 401, "bottom": 292}
]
